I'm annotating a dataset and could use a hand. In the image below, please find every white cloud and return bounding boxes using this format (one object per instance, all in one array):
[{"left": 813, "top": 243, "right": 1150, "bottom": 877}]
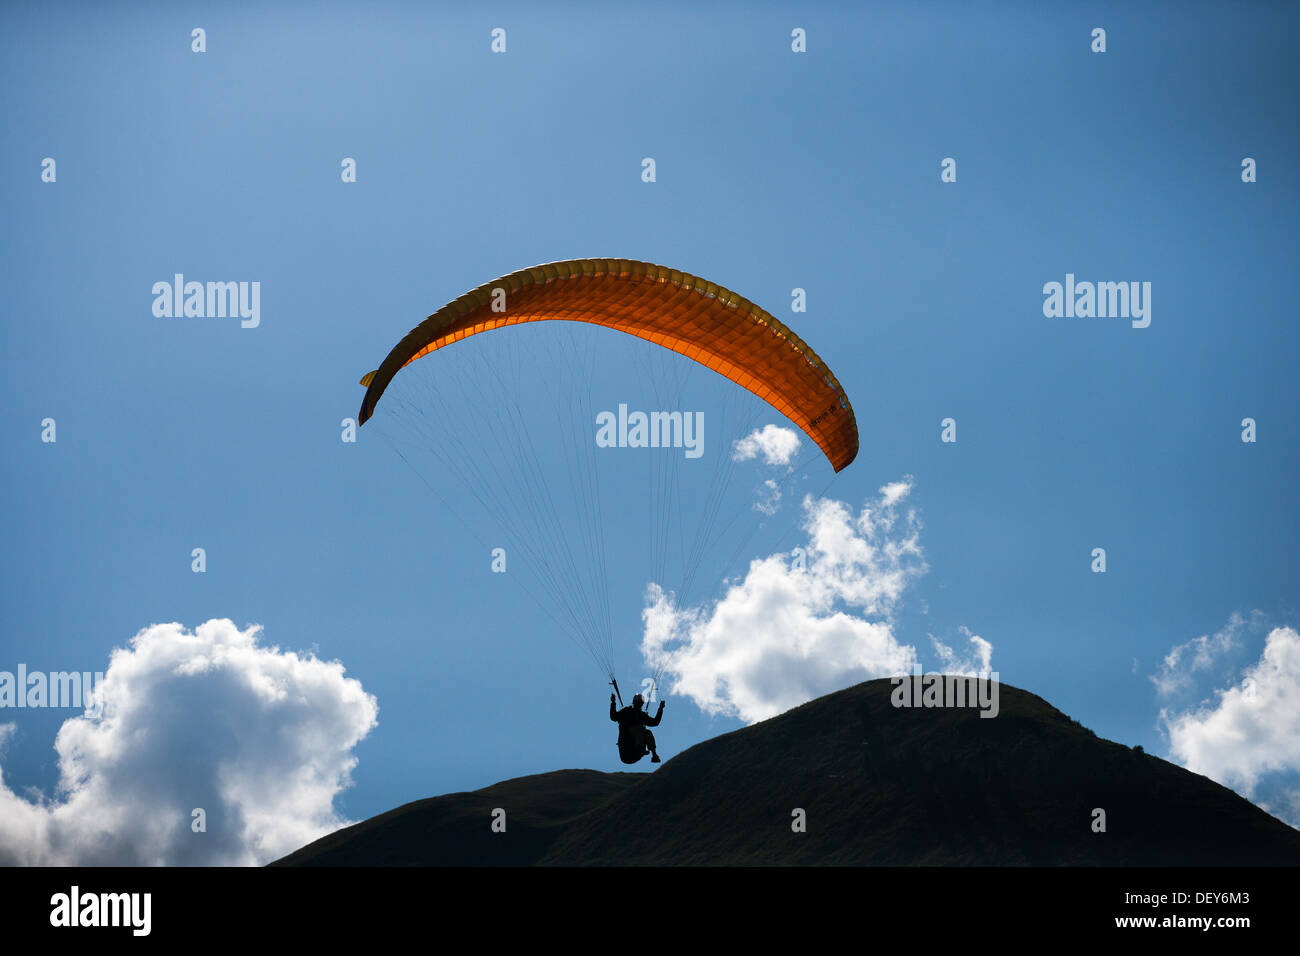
[
  {"left": 1150, "top": 611, "right": 1254, "bottom": 697},
  {"left": 732, "top": 424, "right": 801, "bottom": 467},
  {"left": 641, "top": 480, "right": 928, "bottom": 723},
  {"left": 1160, "top": 625, "right": 1300, "bottom": 799},
  {"left": 879, "top": 481, "right": 909, "bottom": 507},
  {"left": 930, "top": 627, "right": 994, "bottom": 676},
  {"left": 0, "top": 619, "right": 378, "bottom": 866},
  {"left": 754, "top": 478, "right": 781, "bottom": 516},
  {"left": 1259, "top": 789, "right": 1300, "bottom": 831}
]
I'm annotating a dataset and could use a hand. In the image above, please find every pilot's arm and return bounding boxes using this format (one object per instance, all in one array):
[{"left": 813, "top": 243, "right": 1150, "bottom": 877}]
[
  {"left": 645, "top": 700, "right": 665, "bottom": 727},
  {"left": 610, "top": 695, "right": 618, "bottom": 721}
]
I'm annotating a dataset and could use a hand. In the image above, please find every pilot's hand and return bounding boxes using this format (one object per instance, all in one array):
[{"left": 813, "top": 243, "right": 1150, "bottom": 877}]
[
  {"left": 657, "top": 700, "right": 665, "bottom": 711},
  {"left": 610, "top": 693, "right": 615, "bottom": 703}
]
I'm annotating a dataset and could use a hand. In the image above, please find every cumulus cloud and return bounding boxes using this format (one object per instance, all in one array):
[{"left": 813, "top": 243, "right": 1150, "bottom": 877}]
[
  {"left": 931, "top": 627, "right": 994, "bottom": 676},
  {"left": 1160, "top": 625, "right": 1300, "bottom": 801},
  {"left": 0, "top": 619, "right": 378, "bottom": 866},
  {"left": 732, "top": 424, "right": 801, "bottom": 467},
  {"left": 1150, "top": 611, "right": 1256, "bottom": 697},
  {"left": 641, "top": 480, "right": 928, "bottom": 723}
]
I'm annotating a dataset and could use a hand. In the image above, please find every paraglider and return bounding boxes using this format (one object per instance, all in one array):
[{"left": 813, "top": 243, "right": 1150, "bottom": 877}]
[
  {"left": 356, "top": 258, "right": 859, "bottom": 746},
  {"left": 358, "top": 258, "right": 858, "bottom": 472},
  {"left": 611, "top": 691, "right": 665, "bottom": 764}
]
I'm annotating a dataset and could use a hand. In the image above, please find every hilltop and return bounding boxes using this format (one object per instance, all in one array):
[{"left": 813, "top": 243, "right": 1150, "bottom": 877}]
[{"left": 274, "top": 678, "right": 1300, "bottom": 866}]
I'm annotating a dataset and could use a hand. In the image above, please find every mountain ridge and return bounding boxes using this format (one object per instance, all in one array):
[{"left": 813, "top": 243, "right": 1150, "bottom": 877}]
[{"left": 273, "top": 678, "right": 1300, "bottom": 866}]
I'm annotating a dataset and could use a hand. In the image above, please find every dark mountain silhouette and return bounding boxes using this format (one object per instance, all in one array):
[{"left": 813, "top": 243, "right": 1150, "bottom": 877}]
[
  {"left": 272, "top": 769, "right": 640, "bottom": 866},
  {"left": 273, "top": 678, "right": 1300, "bottom": 866}
]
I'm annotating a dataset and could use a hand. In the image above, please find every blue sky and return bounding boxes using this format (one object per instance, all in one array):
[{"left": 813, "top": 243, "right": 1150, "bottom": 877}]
[{"left": 1, "top": 0, "right": 1297, "bottom": 864}]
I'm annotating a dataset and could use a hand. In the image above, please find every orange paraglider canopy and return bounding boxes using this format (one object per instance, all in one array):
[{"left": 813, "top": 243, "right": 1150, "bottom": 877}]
[{"left": 358, "top": 258, "right": 858, "bottom": 472}]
